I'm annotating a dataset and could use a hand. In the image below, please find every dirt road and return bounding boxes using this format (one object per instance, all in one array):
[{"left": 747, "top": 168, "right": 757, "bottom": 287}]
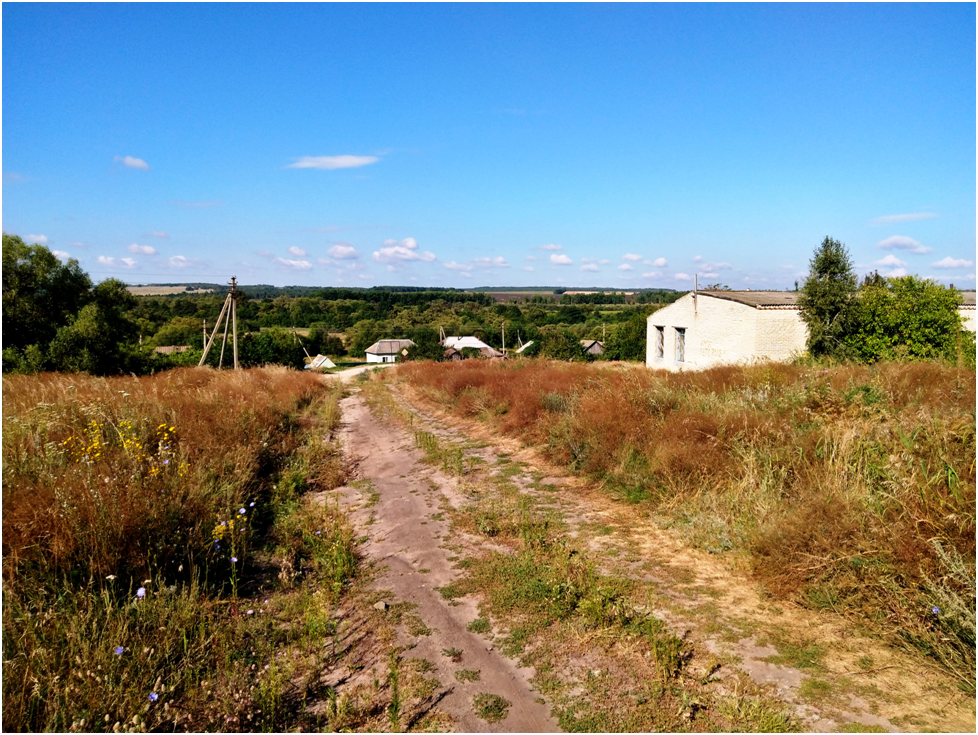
[
  {"left": 318, "top": 378, "right": 974, "bottom": 732},
  {"left": 329, "top": 388, "right": 557, "bottom": 732}
]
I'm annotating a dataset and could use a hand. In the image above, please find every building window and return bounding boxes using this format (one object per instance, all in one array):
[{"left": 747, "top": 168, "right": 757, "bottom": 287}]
[
  {"left": 675, "top": 328, "right": 685, "bottom": 363},
  {"left": 655, "top": 326, "right": 664, "bottom": 359}
]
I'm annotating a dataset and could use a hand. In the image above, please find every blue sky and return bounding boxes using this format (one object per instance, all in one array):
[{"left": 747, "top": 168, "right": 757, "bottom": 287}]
[{"left": 3, "top": 3, "right": 975, "bottom": 289}]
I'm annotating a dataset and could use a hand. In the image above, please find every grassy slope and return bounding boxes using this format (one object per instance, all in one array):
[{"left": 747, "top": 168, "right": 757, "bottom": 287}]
[{"left": 393, "top": 359, "right": 976, "bottom": 689}]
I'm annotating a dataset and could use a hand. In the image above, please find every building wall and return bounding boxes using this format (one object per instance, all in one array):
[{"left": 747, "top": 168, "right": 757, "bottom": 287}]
[
  {"left": 959, "top": 307, "right": 976, "bottom": 333},
  {"left": 646, "top": 293, "right": 806, "bottom": 371},
  {"left": 753, "top": 309, "right": 808, "bottom": 362},
  {"left": 366, "top": 353, "right": 397, "bottom": 363}
]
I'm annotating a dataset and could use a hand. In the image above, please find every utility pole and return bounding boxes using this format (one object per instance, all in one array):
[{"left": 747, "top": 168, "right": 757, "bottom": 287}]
[{"left": 199, "top": 276, "right": 240, "bottom": 369}]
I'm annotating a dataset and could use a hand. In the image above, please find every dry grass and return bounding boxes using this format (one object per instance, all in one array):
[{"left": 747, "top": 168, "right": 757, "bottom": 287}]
[
  {"left": 393, "top": 359, "right": 976, "bottom": 687},
  {"left": 2, "top": 367, "right": 365, "bottom": 731}
]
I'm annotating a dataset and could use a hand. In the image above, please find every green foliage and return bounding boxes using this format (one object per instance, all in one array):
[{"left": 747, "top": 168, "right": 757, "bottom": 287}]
[
  {"left": 845, "top": 276, "right": 967, "bottom": 363},
  {"left": 403, "top": 326, "right": 444, "bottom": 361},
  {"left": 797, "top": 236, "right": 858, "bottom": 358},
  {"left": 540, "top": 329, "right": 587, "bottom": 361},
  {"left": 602, "top": 310, "right": 649, "bottom": 361},
  {"left": 2, "top": 233, "right": 92, "bottom": 352}
]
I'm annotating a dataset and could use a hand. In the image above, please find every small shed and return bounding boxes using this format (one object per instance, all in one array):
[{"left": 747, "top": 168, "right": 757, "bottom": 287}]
[
  {"left": 304, "top": 354, "right": 337, "bottom": 370},
  {"left": 580, "top": 339, "right": 604, "bottom": 356},
  {"left": 365, "top": 339, "right": 416, "bottom": 363}
]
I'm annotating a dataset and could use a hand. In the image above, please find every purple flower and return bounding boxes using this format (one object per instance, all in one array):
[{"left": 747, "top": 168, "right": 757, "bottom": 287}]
[
  {"left": 231, "top": 556, "right": 238, "bottom": 563},
  {"left": 136, "top": 587, "right": 146, "bottom": 598},
  {"left": 149, "top": 692, "right": 159, "bottom": 702},
  {"left": 315, "top": 531, "right": 321, "bottom": 535},
  {"left": 239, "top": 508, "right": 246, "bottom": 515},
  {"left": 249, "top": 502, "right": 255, "bottom": 507},
  {"left": 114, "top": 646, "right": 124, "bottom": 655},
  {"left": 247, "top": 609, "right": 254, "bottom": 615},
  {"left": 932, "top": 606, "right": 941, "bottom": 615}
]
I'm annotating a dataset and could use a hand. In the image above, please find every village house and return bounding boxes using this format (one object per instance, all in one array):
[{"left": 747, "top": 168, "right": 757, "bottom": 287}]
[
  {"left": 364, "top": 339, "right": 415, "bottom": 363},
  {"left": 580, "top": 339, "right": 604, "bottom": 356},
  {"left": 646, "top": 289, "right": 977, "bottom": 371}
]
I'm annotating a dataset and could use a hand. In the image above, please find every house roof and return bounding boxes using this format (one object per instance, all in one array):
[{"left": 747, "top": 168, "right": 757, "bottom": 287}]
[
  {"left": 580, "top": 339, "right": 604, "bottom": 348},
  {"left": 305, "top": 354, "right": 336, "bottom": 370},
  {"left": 441, "top": 336, "right": 491, "bottom": 350},
  {"left": 365, "top": 339, "right": 415, "bottom": 355}
]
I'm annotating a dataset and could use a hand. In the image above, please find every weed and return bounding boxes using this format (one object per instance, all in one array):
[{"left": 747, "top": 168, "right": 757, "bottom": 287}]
[
  {"left": 472, "top": 692, "right": 511, "bottom": 723},
  {"left": 441, "top": 647, "right": 463, "bottom": 662},
  {"left": 467, "top": 618, "right": 491, "bottom": 635},
  {"left": 455, "top": 669, "right": 480, "bottom": 683}
]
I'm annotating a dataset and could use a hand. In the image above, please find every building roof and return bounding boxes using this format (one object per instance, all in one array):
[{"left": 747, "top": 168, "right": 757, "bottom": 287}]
[
  {"left": 960, "top": 291, "right": 976, "bottom": 307},
  {"left": 698, "top": 290, "right": 800, "bottom": 309},
  {"left": 441, "top": 336, "right": 491, "bottom": 350},
  {"left": 364, "top": 339, "right": 415, "bottom": 355},
  {"left": 304, "top": 354, "right": 336, "bottom": 370}
]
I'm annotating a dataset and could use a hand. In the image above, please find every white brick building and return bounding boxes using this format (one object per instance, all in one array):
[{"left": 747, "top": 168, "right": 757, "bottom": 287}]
[
  {"left": 646, "top": 291, "right": 806, "bottom": 371},
  {"left": 646, "top": 289, "right": 977, "bottom": 371}
]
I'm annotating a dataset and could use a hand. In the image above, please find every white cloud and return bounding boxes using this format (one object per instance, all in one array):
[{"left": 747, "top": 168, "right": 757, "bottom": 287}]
[
  {"left": 701, "top": 261, "right": 732, "bottom": 271},
  {"left": 873, "top": 254, "right": 906, "bottom": 267},
  {"left": 169, "top": 255, "right": 193, "bottom": 269},
  {"left": 115, "top": 155, "right": 150, "bottom": 170},
  {"left": 52, "top": 250, "right": 70, "bottom": 261},
  {"left": 473, "top": 256, "right": 510, "bottom": 268},
  {"left": 373, "top": 237, "right": 436, "bottom": 264},
  {"left": 275, "top": 258, "right": 313, "bottom": 270},
  {"left": 525, "top": 255, "right": 538, "bottom": 261},
  {"left": 457, "top": 271, "right": 472, "bottom": 278},
  {"left": 884, "top": 267, "right": 908, "bottom": 277},
  {"left": 932, "top": 256, "right": 974, "bottom": 269},
  {"left": 523, "top": 266, "right": 534, "bottom": 272},
  {"left": 599, "top": 259, "right": 610, "bottom": 265},
  {"left": 641, "top": 271, "right": 661, "bottom": 278},
  {"left": 27, "top": 234, "right": 49, "bottom": 245},
  {"left": 580, "top": 264, "right": 599, "bottom": 272},
  {"left": 97, "top": 255, "right": 135, "bottom": 269},
  {"left": 872, "top": 212, "right": 938, "bottom": 225},
  {"left": 877, "top": 235, "right": 933, "bottom": 254},
  {"left": 692, "top": 255, "right": 703, "bottom": 263},
  {"left": 550, "top": 253, "right": 572, "bottom": 265},
  {"left": 622, "top": 253, "right": 642, "bottom": 262},
  {"left": 675, "top": 272, "right": 692, "bottom": 281},
  {"left": 150, "top": 231, "right": 169, "bottom": 239},
  {"left": 288, "top": 246, "right": 307, "bottom": 257},
  {"left": 66, "top": 241, "right": 87, "bottom": 248},
  {"left": 327, "top": 243, "right": 360, "bottom": 260},
  {"left": 539, "top": 243, "right": 563, "bottom": 251},
  {"left": 444, "top": 261, "right": 473, "bottom": 272},
  {"left": 650, "top": 257, "right": 668, "bottom": 268},
  {"left": 287, "top": 155, "right": 379, "bottom": 170},
  {"left": 127, "top": 243, "right": 157, "bottom": 255},
  {"left": 618, "top": 264, "right": 633, "bottom": 271}
]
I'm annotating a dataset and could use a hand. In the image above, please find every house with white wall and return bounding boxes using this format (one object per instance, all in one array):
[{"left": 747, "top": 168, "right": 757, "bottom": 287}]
[
  {"left": 647, "top": 289, "right": 977, "bottom": 371},
  {"left": 365, "top": 339, "right": 415, "bottom": 363}
]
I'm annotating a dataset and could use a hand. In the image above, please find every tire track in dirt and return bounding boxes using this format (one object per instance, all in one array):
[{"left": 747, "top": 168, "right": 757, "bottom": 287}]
[{"left": 328, "top": 389, "right": 558, "bottom": 732}]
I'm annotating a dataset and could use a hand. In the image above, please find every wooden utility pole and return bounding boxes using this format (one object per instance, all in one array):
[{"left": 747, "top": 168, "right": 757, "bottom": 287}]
[{"left": 199, "top": 277, "right": 240, "bottom": 369}]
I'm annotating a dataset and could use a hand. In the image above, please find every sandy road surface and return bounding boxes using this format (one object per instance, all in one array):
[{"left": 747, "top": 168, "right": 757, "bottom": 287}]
[{"left": 328, "top": 389, "right": 558, "bottom": 732}]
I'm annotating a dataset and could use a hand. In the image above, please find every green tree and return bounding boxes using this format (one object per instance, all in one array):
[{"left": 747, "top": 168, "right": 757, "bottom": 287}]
[
  {"left": 47, "top": 279, "right": 139, "bottom": 375},
  {"left": 403, "top": 327, "right": 444, "bottom": 361},
  {"left": 2, "top": 234, "right": 92, "bottom": 352},
  {"left": 797, "top": 236, "right": 859, "bottom": 358},
  {"left": 602, "top": 311, "right": 648, "bottom": 361},
  {"left": 845, "top": 276, "right": 969, "bottom": 364}
]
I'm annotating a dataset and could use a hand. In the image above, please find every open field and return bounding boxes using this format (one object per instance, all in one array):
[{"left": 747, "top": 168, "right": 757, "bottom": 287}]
[
  {"left": 392, "top": 359, "right": 976, "bottom": 695},
  {"left": 4, "top": 360, "right": 974, "bottom": 732}
]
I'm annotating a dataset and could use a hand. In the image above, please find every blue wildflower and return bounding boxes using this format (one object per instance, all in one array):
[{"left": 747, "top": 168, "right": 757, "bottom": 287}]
[
  {"left": 149, "top": 692, "right": 159, "bottom": 702},
  {"left": 239, "top": 508, "right": 246, "bottom": 515},
  {"left": 932, "top": 606, "right": 940, "bottom": 615},
  {"left": 249, "top": 502, "right": 255, "bottom": 507},
  {"left": 114, "top": 646, "right": 124, "bottom": 655},
  {"left": 231, "top": 557, "right": 238, "bottom": 563},
  {"left": 136, "top": 587, "right": 146, "bottom": 598}
]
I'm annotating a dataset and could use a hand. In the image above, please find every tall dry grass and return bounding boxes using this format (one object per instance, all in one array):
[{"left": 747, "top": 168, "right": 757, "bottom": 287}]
[
  {"left": 394, "top": 359, "right": 976, "bottom": 686},
  {"left": 2, "top": 367, "right": 357, "bottom": 731}
]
